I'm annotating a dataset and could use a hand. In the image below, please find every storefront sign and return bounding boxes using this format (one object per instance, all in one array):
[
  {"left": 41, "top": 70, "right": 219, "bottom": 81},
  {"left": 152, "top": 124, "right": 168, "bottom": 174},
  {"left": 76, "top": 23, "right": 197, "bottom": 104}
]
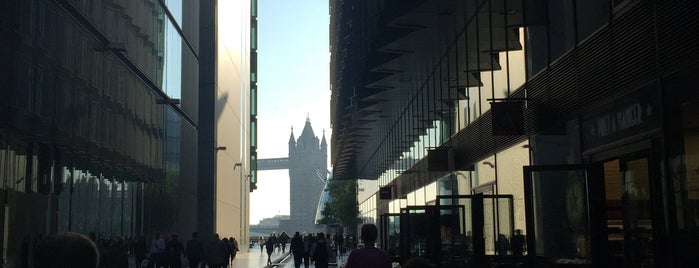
[{"left": 581, "top": 85, "right": 660, "bottom": 149}]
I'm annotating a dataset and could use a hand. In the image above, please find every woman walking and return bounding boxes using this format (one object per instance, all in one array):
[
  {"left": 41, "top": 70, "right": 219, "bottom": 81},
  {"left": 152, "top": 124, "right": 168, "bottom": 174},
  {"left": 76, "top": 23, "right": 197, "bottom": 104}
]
[{"left": 259, "top": 236, "right": 265, "bottom": 253}]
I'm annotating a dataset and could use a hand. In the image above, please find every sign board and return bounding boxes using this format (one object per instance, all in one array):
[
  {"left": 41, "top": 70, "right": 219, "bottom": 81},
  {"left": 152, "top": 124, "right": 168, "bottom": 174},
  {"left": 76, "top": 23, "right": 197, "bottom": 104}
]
[{"left": 379, "top": 186, "right": 392, "bottom": 199}]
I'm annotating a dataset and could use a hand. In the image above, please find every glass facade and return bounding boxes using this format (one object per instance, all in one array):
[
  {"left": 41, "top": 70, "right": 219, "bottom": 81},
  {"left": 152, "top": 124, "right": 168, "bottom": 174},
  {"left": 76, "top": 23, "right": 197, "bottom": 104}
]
[
  {"left": 0, "top": 0, "right": 198, "bottom": 266},
  {"left": 337, "top": 0, "right": 699, "bottom": 267}
]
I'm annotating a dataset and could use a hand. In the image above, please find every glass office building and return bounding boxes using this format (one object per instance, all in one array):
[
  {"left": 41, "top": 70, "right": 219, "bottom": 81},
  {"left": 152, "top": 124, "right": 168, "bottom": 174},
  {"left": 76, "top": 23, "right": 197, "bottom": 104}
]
[
  {"left": 0, "top": 0, "right": 255, "bottom": 266},
  {"left": 330, "top": 0, "right": 699, "bottom": 267}
]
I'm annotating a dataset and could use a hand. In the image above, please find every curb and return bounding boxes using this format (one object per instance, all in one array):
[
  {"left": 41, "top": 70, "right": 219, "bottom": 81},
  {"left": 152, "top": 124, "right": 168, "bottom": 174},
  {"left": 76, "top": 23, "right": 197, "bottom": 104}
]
[{"left": 265, "top": 252, "right": 291, "bottom": 268}]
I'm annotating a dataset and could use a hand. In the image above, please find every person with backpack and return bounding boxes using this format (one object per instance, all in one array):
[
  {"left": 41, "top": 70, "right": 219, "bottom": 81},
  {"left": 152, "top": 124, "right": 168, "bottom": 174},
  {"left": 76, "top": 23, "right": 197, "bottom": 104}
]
[{"left": 310, "top": 232, "right": 329, "bottom": 268}]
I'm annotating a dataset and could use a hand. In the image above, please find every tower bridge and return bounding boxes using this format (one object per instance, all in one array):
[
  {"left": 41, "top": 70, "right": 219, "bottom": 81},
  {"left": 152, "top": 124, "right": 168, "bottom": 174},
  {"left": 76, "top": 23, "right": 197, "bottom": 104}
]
[
  {"left": 257, "top": 157, "right": 289, "bottom": 170},
  {"left": 257, "top": 117, "right": 328, "bottom": 234}
]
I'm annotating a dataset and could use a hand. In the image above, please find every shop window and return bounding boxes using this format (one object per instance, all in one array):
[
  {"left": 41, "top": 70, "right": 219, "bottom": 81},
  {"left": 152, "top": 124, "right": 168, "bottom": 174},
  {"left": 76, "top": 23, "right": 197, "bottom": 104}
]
[{"left": 665, "top": 71, "right": 699, "bottom": 232}]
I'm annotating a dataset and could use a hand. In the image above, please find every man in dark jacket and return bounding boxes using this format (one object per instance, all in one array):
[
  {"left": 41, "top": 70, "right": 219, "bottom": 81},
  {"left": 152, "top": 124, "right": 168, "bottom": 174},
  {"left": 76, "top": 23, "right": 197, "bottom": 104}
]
[
  {"left": 265, "top": 234, "right": 276, "bottom": 265},
  {"left": 166, "top": 234, "right": 185, "bottom": 268},
  {"left": 205, "top": 234, "right": 228, "bottom": 268},
  {"left": 290, "top": 232, "right": 305, "bottom": 268},
  {"left": 186, "top": 232, "right": 204, "bottom": 268},
  {"left": 310, "top": 233, "right": 329, "bottom": 268}
]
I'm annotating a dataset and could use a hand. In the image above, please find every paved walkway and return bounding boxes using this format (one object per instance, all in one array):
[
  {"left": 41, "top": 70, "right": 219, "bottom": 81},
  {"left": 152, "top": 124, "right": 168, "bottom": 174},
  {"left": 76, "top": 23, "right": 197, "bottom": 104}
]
[
  {"left": 231, "top": 248, "right": 348, "bottom": 268},
  {"left": 230, "top": 247, "right": 290, "bottom": 268}
]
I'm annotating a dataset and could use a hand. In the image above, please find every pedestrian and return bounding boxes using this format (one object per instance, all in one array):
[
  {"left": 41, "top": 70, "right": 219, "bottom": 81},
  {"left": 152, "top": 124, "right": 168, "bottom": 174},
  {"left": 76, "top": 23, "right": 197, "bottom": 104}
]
[
  {"left": 325, "top": 233, "right": 335, "bottom": 263},
  {"left": 134, "top": 236, "right": 148, "bottom": 268},
  {"left": 303, "top": 234, "right": 312, "bottom": 268},
  {"left": 259, "top": 236, "right": 265, "bottom": 253},
  {"left": 279, "top": 232, "right": 289, "bottom": 253},
  {"left": 205, "top": 233, "right": 228, "bottom": 268},
  {"left": 111, "top": 236, "right": 130, "bottom": 268},
  {"left": 149, "top": 232, "right": 166, "bottom": 268},
  {"left": 511, "top": 229, "right": 526, "bottom": 256},
  {"left": 166, "top": 234, "right": 185, "bottom": 268},
  {"left": 310, "top": 232, "right": 329, "bottom": 268},
  {"left": 33, "top": 232, "right": 100, "bottom": 268},
  {"left": 272, "top": 233, "right": 280, "bottom": 252},
  {"left": 21, "top": 234, "right": 29, "bottom": 268},
  {"left": 186, "top": 232, "right": 204, "bottom": 268},
  {"left": 265, "top": 234, "right": 275, "bottom": 265},
  {"left": 222, "top": 238, "right": 232, "bottom": 267},
  {"left": 229, "top": 237, "right": 239, "bottom": 263},
  {"left": 344, "top": 224, "right": 392, "bottom": 268},
  {"left": 290, "top": 232, "right": 305, "bottom": 268},
  {"left": 334, "top": 232, "right": 345, "bottom": 258}
]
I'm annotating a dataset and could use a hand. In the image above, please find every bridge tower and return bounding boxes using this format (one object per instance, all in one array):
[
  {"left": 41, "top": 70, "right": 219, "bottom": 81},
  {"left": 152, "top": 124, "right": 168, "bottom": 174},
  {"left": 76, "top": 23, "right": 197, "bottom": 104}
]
[
  {"left": 287, "top": 116, "right": 327, "bottom": 233},
  {"left": 256, "top": 116, "right": 327, "bottom": 234}
]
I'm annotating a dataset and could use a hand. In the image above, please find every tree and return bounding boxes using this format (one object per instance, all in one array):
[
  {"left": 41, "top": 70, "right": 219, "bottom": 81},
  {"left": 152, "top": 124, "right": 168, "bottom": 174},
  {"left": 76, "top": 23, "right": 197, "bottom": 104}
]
[{"left": 318, "top": 179, "right": 360, "bottom": 235}]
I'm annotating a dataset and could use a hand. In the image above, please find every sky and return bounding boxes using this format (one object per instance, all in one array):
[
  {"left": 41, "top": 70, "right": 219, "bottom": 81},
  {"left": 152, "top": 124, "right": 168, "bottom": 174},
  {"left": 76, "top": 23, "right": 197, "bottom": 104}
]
[{"left": 250, "top": 0, "right": 331, "bottom": 225}]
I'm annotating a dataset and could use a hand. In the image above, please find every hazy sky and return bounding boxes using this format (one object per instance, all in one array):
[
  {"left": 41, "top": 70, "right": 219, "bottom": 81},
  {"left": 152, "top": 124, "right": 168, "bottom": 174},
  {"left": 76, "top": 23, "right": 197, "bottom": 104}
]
[{"left": 250, "top": 0, "right": 331, "bottom": 225}]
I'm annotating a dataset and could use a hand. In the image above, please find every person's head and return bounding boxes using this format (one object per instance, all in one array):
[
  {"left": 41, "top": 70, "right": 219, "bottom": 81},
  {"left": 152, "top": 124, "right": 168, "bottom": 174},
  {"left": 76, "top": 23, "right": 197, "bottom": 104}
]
[
  {"left": 316, "top": 232, "right": 325, "bottom": 241},
  {"left": 154, "top": 232, "right": 161, "bottom": 239},
  {"left": 34, "top": 232, "right": 100, "bottom": 268},
  {"left": 171, "top": 234, "right": 178, "bottom": 241},
  {"left": 295, "top": 232, "right": 300, "bottom": 238},
  {"left": 214, "top": 233, "right": 220, "bottom": 240},
  {"left": 192, "top": 232, "right": 198, "bottom": 239},
  {"left": 440, "top": 214, "right": 459, "bottom": 241},
  {"left": 360, "top": 224, "right": 379, "bottom": 245}
]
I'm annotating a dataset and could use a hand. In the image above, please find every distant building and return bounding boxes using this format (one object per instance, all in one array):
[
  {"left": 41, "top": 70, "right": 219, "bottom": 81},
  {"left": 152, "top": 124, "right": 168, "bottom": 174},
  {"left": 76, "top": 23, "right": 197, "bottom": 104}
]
[
  {"left": 286, "top": 117, "right": 328, "bottom": 234},
  {"left": 250, "top": 215, "right": 290, "bottom": 236}
]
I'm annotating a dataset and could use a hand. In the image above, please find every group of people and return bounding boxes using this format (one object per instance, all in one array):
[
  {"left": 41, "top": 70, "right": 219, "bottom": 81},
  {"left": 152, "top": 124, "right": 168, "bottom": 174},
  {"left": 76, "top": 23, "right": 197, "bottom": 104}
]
[
  {"left": 26, "top": 231, "right": 240, "bottom": 268},
  {"left": 258, "top": 232, "right": 291, "bottom": 265},
  {"left": 28, "top": 224, "right": 400, "bottom": 268},
  {"left": 258, "top": 224, "right": 392, "bottom": 268}
]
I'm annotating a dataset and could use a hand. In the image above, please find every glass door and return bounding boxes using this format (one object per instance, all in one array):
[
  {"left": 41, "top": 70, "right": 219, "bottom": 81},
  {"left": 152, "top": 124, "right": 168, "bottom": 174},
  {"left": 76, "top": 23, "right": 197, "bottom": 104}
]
[
  {"left": 400, "top": 206, "right": 439, "bottom": 259},
  {"left": 601, "top": 152, "right": 655, "bottom": 267},
  {"left": 436, "top": 195, "right": 515, "bottom": 267},
  {"left": 380, "top": 213, "right": 401, "bottom": 259},
  {"left": 523, "top": 165, "right": 599, "bottom": 267}
]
